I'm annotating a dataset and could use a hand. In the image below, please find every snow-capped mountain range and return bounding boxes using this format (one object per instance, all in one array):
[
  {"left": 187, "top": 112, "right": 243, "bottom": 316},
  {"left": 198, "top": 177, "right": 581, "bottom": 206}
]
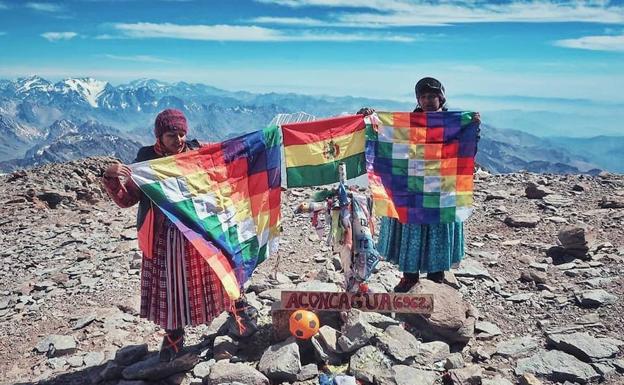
[
  {"left": 0, "top": 75, "right": 619, "bottom": 174},
  {"left": 9, "top": 76, "right": 109, "bottom": 108},
  {"left": 0, "top": 75, "right": 410, "bottom": 171}
]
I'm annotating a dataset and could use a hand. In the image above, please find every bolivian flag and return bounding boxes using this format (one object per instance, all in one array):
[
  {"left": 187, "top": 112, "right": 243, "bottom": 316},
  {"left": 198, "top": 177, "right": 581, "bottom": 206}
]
[{"left": 282, "top": 115, "right": 366, "bottom": 187}]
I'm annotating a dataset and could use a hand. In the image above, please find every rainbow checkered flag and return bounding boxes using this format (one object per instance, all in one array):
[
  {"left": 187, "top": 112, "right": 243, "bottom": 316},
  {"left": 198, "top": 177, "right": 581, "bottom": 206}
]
[
  {"left": 130, "top": 126, "right": 282, "bottom": 300},
  {"left": 367, "top": 111, "right": 479, "bottom": 224}
]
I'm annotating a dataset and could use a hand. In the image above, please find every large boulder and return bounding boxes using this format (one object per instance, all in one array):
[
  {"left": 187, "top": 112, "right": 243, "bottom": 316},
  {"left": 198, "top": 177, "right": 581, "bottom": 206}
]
[
  {"left": 397, "top": 280, "right": 475, "bottom": 344},
  {"left": 574, "top": 289, "right": 618, "bottom": 308},
  {"left": 121, "top": 353, "right": 198, "bottom": 381},
  {"left": 380, "top": 365, "right": 437, "bottom": 385},
  {"left": 258, "top": 337, "right": 301, "bottom": 382},
  {"left": 546, "top": 332, "right": 621, "bottom": 362},
  {"left": 448, "top": 364, "right": 484, "bottom": 385},
  {"left": 349, "top": 345, "right": 393, "bottom": 384},
  {"left": 515, "top": 350, "right": 600, "bottom": 384},
  {"left": 416, "top": 341, "right": 451, "bottom": 366},
  {"left": 311, "top": 325, "right": 343, "bottom": 365},
  {"left": 375, "top": 325, "right": 421, "bottom": 363},
  {"left": 114, "top": 344, "right": 148, "bottom": 366},
  {"left": 205, "top": 361, "right": 269, "bottom": 385},
  {"left": 338, "top": 311, "right": 382, "bottom": 353}
]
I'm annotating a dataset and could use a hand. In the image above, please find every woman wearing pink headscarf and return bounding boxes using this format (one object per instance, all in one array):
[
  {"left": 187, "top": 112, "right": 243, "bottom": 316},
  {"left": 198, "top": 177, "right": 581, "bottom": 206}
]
[{"left": 102, "top": 109, "right": 231, "bottom": 361}]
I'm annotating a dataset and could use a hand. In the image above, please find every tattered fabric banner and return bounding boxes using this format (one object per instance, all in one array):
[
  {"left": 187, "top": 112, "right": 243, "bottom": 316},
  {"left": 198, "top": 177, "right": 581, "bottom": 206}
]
[
  {"left": 366, "top": 111, "right": 479, "bottom": 224},
  {"left": 282, "top": 115, "right": 367, "bottom": 187},
  {"left": 130, "top": 126, "right": 282, "bottom": 300}
]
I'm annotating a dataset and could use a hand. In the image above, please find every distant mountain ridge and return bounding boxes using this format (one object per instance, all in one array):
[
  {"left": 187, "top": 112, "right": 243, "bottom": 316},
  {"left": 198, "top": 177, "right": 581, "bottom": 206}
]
[
  {"left": 0, "top": 120, "right": 141, "bottom": 172},
  {"left": 547, "top": 136, "right": 624, "bottom": 173},
  {"left": 0, "top": 75, "right": 615, "bottom": 174}
]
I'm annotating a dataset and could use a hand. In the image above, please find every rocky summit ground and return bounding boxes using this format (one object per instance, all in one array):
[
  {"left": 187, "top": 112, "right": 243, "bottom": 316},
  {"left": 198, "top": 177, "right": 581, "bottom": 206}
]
[{"left": 0, "top": 157, "right": 623, "bottom": 385}]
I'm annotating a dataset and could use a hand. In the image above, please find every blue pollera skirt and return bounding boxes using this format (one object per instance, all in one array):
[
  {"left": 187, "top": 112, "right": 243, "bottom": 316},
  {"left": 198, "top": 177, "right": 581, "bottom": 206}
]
[{"left": 377, "top": 217, "right": 464, "bottom": 274}]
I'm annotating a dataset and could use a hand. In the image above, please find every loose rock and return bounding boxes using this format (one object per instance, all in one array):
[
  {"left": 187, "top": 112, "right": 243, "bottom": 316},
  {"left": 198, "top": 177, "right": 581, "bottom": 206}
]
[
  {"left": 496, "top": 336, "right": 539, "bottom": 358},
  {"left": 205, "top": 361, "right": 269, "bottom": 385},
  {"left": 349, "top": 345, "right": 393, "bottom": 384},
  {"left": 574, "top": 289, "right": 617, "bottom": 307},
  {"left": 546, "top": 332, "right": 621, "bottom": 362},
  {"left": 35, "top": 335, "right": 78, "bottom": 357},
  {"left": 504, "top": 215, "right": 540, "bottom": 228},
  {"left": 515, "top": 350, "right": 600, "bottom": 384},
  {"left": 525, "top": 182, "right": 554, "bottom": 199},
  {"left": 121, "top": 353, "right": 199, "bottom": 381}
]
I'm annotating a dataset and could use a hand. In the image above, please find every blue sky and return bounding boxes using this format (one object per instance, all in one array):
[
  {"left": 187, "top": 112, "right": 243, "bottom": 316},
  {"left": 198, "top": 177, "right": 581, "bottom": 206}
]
[{"left": 0, "top": 0, "right": 623, "bottom": 134}]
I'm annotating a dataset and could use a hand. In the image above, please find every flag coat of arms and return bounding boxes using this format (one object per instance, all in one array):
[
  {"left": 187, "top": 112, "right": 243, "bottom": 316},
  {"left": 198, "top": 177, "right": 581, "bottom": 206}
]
[
  {"left": 282, "top": 115, "right": 366, "bottom": 187},
  {"left": 130, "top": 126, "right": 282, "bottom": 300},
  {"left": 366, "top": 111, "right": 479, "bottom": 224}
]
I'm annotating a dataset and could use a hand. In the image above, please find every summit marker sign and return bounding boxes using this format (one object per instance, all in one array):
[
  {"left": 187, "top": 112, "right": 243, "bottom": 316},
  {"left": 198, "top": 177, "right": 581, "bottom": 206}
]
[{"left": 280, "top": 290, "right": 433, "bottom": 314}]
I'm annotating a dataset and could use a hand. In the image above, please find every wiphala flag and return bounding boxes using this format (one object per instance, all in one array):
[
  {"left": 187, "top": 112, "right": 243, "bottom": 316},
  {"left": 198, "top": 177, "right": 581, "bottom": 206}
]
[
  {"left": 366, "top": 111, "right": 479, "bottom": 224},
  {"left": 130, "top": 126, "right": 282, "bottom": 300}
]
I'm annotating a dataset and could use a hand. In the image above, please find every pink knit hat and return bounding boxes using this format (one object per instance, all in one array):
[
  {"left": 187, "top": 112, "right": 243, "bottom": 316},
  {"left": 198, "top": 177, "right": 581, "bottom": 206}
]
[{"left": 154, "top": 109, "right": 188, "bottom": 137}]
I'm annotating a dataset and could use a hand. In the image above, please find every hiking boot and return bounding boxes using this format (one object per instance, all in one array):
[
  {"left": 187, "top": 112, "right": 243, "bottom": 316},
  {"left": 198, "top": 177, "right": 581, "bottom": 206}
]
[
  {"left": 159, "top": 329, "right": 184, "bottom": 362},
  {"left": 426, "top": 271, "right": 445, "bottom": 283},
  {"left": 227, "top": 298, "right": 259, "bottom": 338},
  {"left": 393, "top": 274, "right": 419, "bottom": 293}
]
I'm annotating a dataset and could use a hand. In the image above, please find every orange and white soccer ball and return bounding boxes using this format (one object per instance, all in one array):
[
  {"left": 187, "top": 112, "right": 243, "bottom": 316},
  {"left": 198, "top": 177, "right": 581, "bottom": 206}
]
[{"left": 289, "top": 309, "right": 320, "bottom": 339}]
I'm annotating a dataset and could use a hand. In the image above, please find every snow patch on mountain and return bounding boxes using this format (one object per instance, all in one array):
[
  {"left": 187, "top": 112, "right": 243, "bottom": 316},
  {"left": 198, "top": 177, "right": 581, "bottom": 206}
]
[
  {"left": 0, "top": 114, "right": 44, "bottom": 142},
  {"left": 122, "top": 78, "right": 169, "bottom": 91},
  {"left": 15, "top": 76, "right": 52, "bottom": 95},
  {"left": 55, "top": 78, "right": 108, "bottom": 107}
]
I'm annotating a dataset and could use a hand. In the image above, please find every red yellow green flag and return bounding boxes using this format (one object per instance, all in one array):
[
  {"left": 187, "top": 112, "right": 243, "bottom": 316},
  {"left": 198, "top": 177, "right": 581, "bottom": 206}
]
[{"left": 281, "top": 115, "right": 366, "bottom": 187}]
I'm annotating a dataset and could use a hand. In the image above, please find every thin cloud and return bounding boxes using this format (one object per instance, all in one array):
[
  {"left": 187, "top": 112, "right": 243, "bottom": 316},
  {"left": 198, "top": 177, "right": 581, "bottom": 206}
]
[
  {"left": 114, "top": 23, "right": 283, "bottom": 41},
  {"left": 249, "top": 16, "right": 328, "bottom": 26},
  {"left": 41, "top": 32, "right": 78, "bottom": 42},
  {"left": 0, "top": 32, "right": 6, "bottom": 36},
  {"left": 94, "top": 34, "right": 120, "bottom": 40},
  {"left": 102, "top": 54, "right": 172, "bottom": 63},
  {"left": 0, "top": 2, "right": 8, "bottom": 10},
  {"left": 254, "top": 0, "right": 409, "bottom": 10},
  {"left": 26, "top": 2, "right": 65, "bottom": 12},
  {"left": 247, "top": 15, "right": 399, "bottom": 29},
  {"left": 112, "top": 22, "right": 415, "bottom": 42},
  {"left": 554, "top": 34, "right": 624, "bottom": 52},
  {"left": 255, "top": 0, "right": 624, "bottom": 26}
]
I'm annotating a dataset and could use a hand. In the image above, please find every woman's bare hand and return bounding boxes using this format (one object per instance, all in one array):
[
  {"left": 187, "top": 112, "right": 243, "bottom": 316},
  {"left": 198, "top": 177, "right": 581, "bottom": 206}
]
[{"left": 104, "top": 162, "right": 132, "bottom": 178}]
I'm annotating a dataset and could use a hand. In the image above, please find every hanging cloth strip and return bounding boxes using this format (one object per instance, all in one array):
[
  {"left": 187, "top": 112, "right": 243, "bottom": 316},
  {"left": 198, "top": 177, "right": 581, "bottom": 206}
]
[{"left": 297, "top": 184, "right": 380, "bottom": 292}]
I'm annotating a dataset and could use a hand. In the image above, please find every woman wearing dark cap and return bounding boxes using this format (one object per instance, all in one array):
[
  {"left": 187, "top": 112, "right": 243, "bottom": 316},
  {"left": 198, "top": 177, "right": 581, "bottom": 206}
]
[
  {"left": 413, "top": 77, "right": 448, "bottom": 113},
  {"left": 362, "top": 77, "right": 479, "bottom": 293},
  {"left": 101, "top": 109, "right": 232, "bottom": 361}
]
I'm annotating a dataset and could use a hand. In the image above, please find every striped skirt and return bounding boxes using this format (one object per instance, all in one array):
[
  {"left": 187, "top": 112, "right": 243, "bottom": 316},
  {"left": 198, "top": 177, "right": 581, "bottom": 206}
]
[
  {"left": 140, "top": 223, "right": 231, "bottom": 330},
  {"left": 377, "top": 217, "right": 464, "bottom": 274}
]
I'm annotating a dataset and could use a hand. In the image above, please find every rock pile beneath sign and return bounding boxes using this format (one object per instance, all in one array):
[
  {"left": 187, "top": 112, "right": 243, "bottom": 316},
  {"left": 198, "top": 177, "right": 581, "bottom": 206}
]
[{"left": 0, "top": 157, "right": 623, "bottom": 385}]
